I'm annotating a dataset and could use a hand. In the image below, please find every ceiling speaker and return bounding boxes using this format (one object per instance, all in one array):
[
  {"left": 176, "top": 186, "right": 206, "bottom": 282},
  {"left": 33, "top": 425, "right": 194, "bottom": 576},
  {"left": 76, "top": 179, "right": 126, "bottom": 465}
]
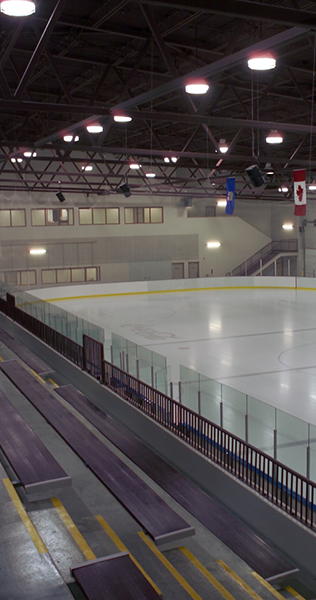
[
  {"left": 119, "top": 183, "right": 131, "bottom": 197},
  {"left": 245, "top": 164, "right": 265, "bottom": 188},
  {"left": 56, "top": 191, "right": 66, "bottom": 203}
]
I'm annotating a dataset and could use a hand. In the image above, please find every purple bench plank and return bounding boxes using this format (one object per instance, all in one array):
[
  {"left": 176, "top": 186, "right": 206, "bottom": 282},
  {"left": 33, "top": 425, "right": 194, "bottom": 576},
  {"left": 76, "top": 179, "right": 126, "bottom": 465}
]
[
  {"left": 0, "top": 360, "right": 194, "bottom": 546},
  {"left": 0, "top": 327, "right": 54, "bottom": 375},
  {"left": 56, "top": 383, "right": 298, "bottom": 582},
  {"left": 72, "top": 553, "right": 161, "bottom": 600},
  {"left": 0, "top": 388, "right": 71, "bottom": 494}
]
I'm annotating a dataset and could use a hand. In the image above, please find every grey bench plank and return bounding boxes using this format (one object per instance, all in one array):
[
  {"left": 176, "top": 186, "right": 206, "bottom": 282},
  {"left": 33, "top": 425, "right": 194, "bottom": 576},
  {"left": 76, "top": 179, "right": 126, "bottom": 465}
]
[
  {"left": 56, "top": 383, "right": 298, "bottom": 582},
  {"left": 0, "top": 327, "right": 54, "bottom": 375},
  {"left": 0, "top": 360, "right": 194, "bottom": 546},
  {"left": 72, "top": 553, "right": 161, "bottom": 600},
  {"left": 0, "top": 388, "right": 71, "bottom": 494}
]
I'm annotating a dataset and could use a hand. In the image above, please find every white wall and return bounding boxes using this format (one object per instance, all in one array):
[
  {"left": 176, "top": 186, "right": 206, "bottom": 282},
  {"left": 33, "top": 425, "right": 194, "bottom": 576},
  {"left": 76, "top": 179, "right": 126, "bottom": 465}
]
[{"left": 0, "top": 190, "right": 300, "bottom": 287}]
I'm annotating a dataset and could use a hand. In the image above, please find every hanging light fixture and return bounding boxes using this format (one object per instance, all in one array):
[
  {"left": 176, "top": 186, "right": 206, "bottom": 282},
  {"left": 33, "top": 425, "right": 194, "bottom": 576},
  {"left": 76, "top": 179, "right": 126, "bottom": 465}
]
[
  {"left": 266, "top": 130, "right": 283, "bottom": 144},
  {"left": 146, "top": 171, "right": 156, "bottom": 178},
  {"left": 63, "top": 134, "right": 79, "bottom": 142},
  {"left": 219, "top": 139, "right": 229, "bottom": 153},
  {"left": 129, "top": 162, "right": 141, "bottom": 170},
  {"left": 185, "top": 79, "right": 209, "bottom": 94},
  {"left": 86, "top": 122, "right": 103, "bottom": 133},
  {"left": 0, "top": 0, "right": 35, "bottom": 16},
  {"left": 113, "top": 111, "right": 132, "bottom": 123},
  {"left": 23, "top": 150, "right": 37, "bottom": 157},
  {"left": 82, "top": 164, "right": 93, "bottom": 171},
  {"left": 248, "top": 51, "right": 276, "bottom": 71}
]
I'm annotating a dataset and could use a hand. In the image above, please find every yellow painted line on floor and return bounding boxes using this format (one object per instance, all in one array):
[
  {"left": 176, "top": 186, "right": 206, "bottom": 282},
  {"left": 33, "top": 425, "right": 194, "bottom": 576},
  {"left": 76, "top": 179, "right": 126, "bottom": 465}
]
[
  {"left": 51, "top": 497, "right": 96, "bottom": 561},
  {"left": 3, "top": 478, "right": 47, "bottom": 554},
  {"left": 30, "top": 369, "right": 45, "bottom": 384},
  {"left": 96, "top": 515, "right": 162, "bottom": 597},
  {"left": 48, "top": 378, "right": 58, "bottom": 387},
  {"left": 217, "top": 559, "right": 263, "bottom": 600},
  {"left": 138, "top": 531, "right": 203, "bottom": 600},
  {"left": 251, "top": 572, "right": 285, "bottom": 600},
  {"left": 0, "top": 356, "right": 3, "bottom": 361},
  {"left": 44, "top": 285, "right": 299, "bottom": 303},
  {"left": 180, "top": 548, "right": 234, "bottom": 600},
  {"left": 286, "top": 586, "right": 306, "bottom": 600}
]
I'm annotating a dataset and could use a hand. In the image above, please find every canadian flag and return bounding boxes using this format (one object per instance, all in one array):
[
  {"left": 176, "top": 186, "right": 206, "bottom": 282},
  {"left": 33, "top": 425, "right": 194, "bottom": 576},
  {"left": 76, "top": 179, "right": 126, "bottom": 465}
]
[{"left": 294, "top": 169, "right": 306, "bottom": 216}]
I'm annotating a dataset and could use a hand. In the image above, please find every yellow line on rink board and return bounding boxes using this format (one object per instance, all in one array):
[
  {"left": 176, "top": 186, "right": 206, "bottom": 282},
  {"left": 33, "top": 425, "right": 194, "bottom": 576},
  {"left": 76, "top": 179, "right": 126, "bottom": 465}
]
[
  {"left": 217, "top": 559, "right": 263, "bottom": 600},
  {"left": 252, "top": 572, "right": 286, "bottom": 600},
  {"left": 96, "top": 515, "right": 162, "bottom": 596},
  {"left": 138, "top": 531, "right": 203, "bottom": 600},
  {"left": 51, "top": 497, "right": 96, "bottom": 561},
  {"left": 3, "top": 478, "right": 47, "bottom": 554},
  {"left": 180, "top": 548, "right": 235, "bottom": 600},
  {"left": 48, "top": 379, "right": 58, "bottom": 387}
]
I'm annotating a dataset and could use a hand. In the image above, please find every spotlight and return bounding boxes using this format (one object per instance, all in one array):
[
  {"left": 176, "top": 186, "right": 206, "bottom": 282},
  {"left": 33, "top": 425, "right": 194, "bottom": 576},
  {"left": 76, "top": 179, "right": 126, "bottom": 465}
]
[
  {"left": 266, "top": 130, "right": 283, "bottom": 144},
  {"left": 56, "top": 191, "right": 66, "bottom": 203},
  {"left": 119, "top": 183, "right": 131, "bottom": 197},
  {"left": 1, "top": 0, "right": 35, "bottom": 16}
]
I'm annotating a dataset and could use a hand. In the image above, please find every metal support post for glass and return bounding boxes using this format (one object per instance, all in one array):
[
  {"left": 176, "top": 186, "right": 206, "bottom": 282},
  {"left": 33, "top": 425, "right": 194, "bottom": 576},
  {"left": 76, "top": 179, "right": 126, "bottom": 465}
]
[
  {"left": 307, "top": 423, "right": 311, "bottom": 481},
  {"left": 110, "top": 345, "right": 113, "bottom": 364},
  {"left": 170, "top": 381, "right": 173, "bottom": 399},
  {"left": 198, "top": 390, "right": 201, "bottom": 415},
  {"left": 245, "top": 395, "right": 249, "bottom": 443},
  {"left": 274, "top": 259, "right": 277, "bottom": 276},
  {"left": 288, "top": 258, "right": 291, "bottom": 277},
  {"left": 136, "top": 358, "right": 140, "bottom": 380},
  {"left": 178, "top": 381, "right": 182, "bottom": 404},
  {"left": 220, "top": 383, "right": 223, "bottom": 428},
  {"left": 151, "top": 365, "right": 154, "bottom": 388},
  {"left": 126, "top": 353, "right": 129, "bottom": 374},
  {"left": 245, "top": 260, "right": 247, "bottom": 276},
  {"left": 260, "top": 259, "right": 262, "bottom": 276}
]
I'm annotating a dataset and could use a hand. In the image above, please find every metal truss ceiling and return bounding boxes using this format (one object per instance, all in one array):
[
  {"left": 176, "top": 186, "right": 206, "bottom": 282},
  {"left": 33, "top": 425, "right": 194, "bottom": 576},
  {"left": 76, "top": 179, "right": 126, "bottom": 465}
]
[{"left": 1, "top": 0, "right": 316, "bottom": 200}]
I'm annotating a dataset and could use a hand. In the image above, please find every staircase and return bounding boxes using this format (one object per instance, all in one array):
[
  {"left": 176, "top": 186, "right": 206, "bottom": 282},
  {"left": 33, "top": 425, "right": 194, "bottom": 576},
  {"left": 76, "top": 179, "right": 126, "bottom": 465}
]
[{"left": 227, "top": 239, "right": 298, "bottom": 276}]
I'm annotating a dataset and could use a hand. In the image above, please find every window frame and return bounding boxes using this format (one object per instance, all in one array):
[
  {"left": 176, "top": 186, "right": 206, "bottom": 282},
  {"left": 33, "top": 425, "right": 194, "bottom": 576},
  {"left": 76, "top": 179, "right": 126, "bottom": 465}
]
[{"left": 124, "top": 206, "right": 163, "bottom": 224}]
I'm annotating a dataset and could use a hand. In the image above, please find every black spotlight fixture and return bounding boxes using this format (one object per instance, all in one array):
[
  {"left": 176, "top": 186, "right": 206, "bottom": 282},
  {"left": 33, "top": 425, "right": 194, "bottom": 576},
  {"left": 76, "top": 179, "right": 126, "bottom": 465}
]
[
  {"left": 119, "top": 183, "right": 131, "bottom": 197},
  {"left": 245, "top": 164, "right": 265, "bottom": 188},
  {"left": 56, "top": 191, "right": 66, "bottom": 203}
]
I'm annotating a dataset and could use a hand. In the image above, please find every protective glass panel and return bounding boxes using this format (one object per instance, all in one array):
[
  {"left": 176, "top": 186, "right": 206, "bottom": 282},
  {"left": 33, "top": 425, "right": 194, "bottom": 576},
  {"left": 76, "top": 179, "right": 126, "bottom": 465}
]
[
  {"left": 71, "top": 268, "right": 84, "bottom": 282},
  {"left": 155, "top": 365, "right": 171, "bottom": 395},
  {"left": 179, "top": 365, "right": 199, "bottom": 412},
  {"left": 222, "top": 384, "right": 246, "bottom": 440},
  {"left": 56, "top": 269, "right": 69, "bottom": 283},
  {"left": 0, "top": 211, "right": 11, "bottom": 227},
  {"left": 86, "top": 267, "right": 97, "bottom": 281},
  {"left": 11, "top": 210, "right": 25, "bottom": 226},
  {"left": 79, "top": 208, "right": 93, "bottom": 225},
  {"left": 277, "top": 409, "right": 308, "bottom": 477},
  {"left": 125, "top": 208, "right": 134, "bottom": 224},
  {"left": 248, "top": 396, "right": 275, "bottom": 456},
  {"left": 31, "top": 209, "right": 45, "bottom": 226},
  {"left": 138, "top": 345, "right": 152, "bottom": 385},
  {"left": 106, "top": 208, "right": 119, "bottom": 224},
  {"left": 93, "top": 208, "right": 106, "bottom": 224},
  {"left": 42, "top": 270, "right": 56, "bottom": 284},
  {"left": 151, "top": 207, "right": 163, "bottom": 223},
  {"left": 200, "top": 375, "right": 221, "bottom": 425}
]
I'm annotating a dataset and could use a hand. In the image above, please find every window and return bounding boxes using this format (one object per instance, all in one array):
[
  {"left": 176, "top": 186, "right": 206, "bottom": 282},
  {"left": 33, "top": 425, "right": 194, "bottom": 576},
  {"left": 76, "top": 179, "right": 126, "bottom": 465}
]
[
  {"left": 31, "top": 208, "right": 74, "bottom": 226},
  {"left": 79, "top": 207, "right": 119, "bottom": 225},
  {"left": 0, "top": 270, "right": 36, "bottom": 285},
  {"left": 124, "top": 206, "right": 163, "bottom": 224},
  {"left": 0, "top": 209, "right": 26, "bottom": 227},
  {"left": 41, "top": 266, "right": 100, "bottom": 285}
]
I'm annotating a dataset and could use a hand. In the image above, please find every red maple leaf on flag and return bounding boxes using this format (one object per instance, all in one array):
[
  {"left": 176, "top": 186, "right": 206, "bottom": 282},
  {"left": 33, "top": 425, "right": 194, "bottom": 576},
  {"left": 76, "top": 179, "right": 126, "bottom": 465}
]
[{"left": 296, "top": 185, "right": 304, "bottom": 203}]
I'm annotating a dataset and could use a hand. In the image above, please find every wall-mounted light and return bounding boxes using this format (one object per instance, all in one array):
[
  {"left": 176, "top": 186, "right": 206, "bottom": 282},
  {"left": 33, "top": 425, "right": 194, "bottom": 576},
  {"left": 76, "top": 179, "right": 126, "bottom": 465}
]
[
  {"left": 248, "top": 52, "right": 276, "bottom": 71},
  {"left": 217, "top": 200, "right": 227, "bottom": 207},
  {"left": 185, "top": 79, "right": 209, "bottom": 94},
  {"left": 1, "top": 0, "right": 35, "bottom": 16},
  {"left": 207, "top": 241, "right": 221, "bottom": 248},
  {"left": 266, "top": 130, "right": 283, "bottom": 144},
  {"left": 86, "top": 122, "right": 103, "bottom": 133},
  {"left": 29, "top": 248, "right": 46, "bottom": 255},
  {"left": 282, "top": 223, "right": 294, "bottom": 230}
]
